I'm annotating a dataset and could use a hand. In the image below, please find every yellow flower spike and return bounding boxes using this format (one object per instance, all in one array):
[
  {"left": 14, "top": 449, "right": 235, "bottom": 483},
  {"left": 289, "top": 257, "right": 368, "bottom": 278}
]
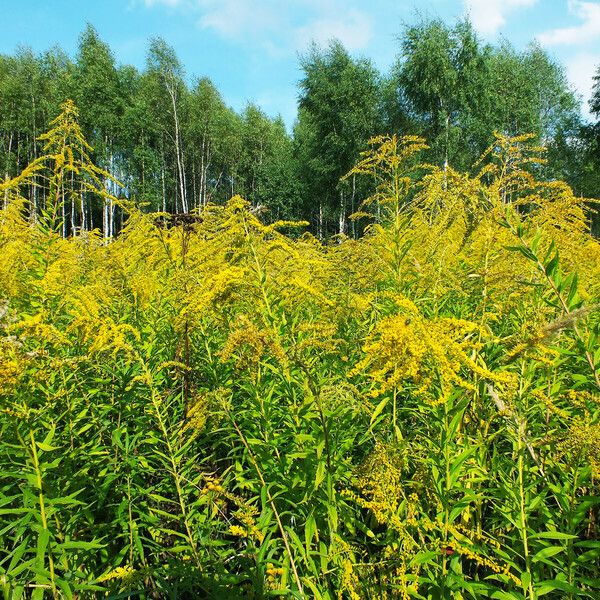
[{"left": 229, "top": 525, "right": 248, "bottom": 538}]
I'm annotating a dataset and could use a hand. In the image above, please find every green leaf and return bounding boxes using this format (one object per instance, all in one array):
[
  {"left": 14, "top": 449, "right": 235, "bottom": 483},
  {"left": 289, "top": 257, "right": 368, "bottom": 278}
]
[
  {"left": 535, "top": 579, "right": 579, "bottom": 596},
  {"left": 449, "top": 447, "right": 476, "bottom": 487},
  {"left": 490, "top": 591, "right": 522, "bottom": 599},
  {"left": 369, "top": 396, "right": 389, "bottom": 426},
  {"left": 35, "top": 529, "right": 50, "bottom": 566},
  {"left": 56, "top": 578, "right": 73, "bottom": 600},
  {"left": 530, "top": 531, "right": 577, "bottom": 540},
  {"left": 36, "top": 441, "right": 59, "bottom": 452},
  {"left": 305, "top": 514, "right": 317, "bottom": 549},
  {"left": 327, "top": 503, "right": 338, "bottom": 531},
  {"left": 410, "top": 550, "right": 439, "bottom": 565},
  {"left": 314, "top": 461, "right": 326, "bottom": 489},
  {"left": 7, "top": 540, "right": 30, "bottom": 574},
  {"left": 532, "top": 546, "right": 563, "bottom": 562},
  {"left": 40, "top": 426, "right": 56, "bottom": 451},
  {"left": 56, "top": 540, "right": 104, "bottom": 551},
  {"left": 544, "top": 251, "right": 559, "bottom": 278},
  {"left": 566, "top": 272, "right": 580, "bottom": 309},
  {"left": 31, "top": 587, "right": 46, "bottom": 600}
]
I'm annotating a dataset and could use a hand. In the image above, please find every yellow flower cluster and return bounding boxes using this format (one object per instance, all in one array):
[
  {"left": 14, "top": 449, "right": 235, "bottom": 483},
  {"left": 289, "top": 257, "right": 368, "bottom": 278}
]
[
  {"left": 201, "top": 476, "right": 265, "bottom": 544},
  {"left": 264, "top": 562, "right": 285, "bottom": 590},
  {"left": 97, "top": 565, "right": 137, "bottom": 584},
  {"left": 229, "top": 524, "right": 248, "bottom": 538},
  {"left": 0, "top": 338, "right": 23, "bottom": 396},
  {"left": 352, "top": 305, "right": 513, "bottom": 404},
  {"left": 561, "top": 420, "right": 600, "bottom": 476},
  {"left": 339, "top": 558, "right": 362, "bottom": 600},
  {"left": 218, "top": 314, "right": 286, "bottom": 371},
  {"left": 183, "top": 391, "right": 208, "bottom": 434},
  {"left": 353, "top": 442, "right": 406, "bottom": 519},
  {"left": 447, "top": 541, "right": 521, "bottom": 587}
]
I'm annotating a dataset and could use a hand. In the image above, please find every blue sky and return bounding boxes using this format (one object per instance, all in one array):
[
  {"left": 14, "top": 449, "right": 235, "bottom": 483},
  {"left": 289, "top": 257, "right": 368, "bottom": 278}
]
[{"left": 1, "top": 0, "right": 599, "bottom": 126}]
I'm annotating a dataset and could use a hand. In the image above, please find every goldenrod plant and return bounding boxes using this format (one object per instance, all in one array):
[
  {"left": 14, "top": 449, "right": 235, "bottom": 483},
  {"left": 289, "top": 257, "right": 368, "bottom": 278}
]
[{"left": 0, "top": 104, "right": 598, "bottom": 599}]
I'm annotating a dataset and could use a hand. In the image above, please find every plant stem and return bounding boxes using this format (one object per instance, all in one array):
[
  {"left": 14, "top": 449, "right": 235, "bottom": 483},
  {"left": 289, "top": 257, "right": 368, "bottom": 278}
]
[{"left": 29, "top": 431, "right": 58, "bottom": 600}]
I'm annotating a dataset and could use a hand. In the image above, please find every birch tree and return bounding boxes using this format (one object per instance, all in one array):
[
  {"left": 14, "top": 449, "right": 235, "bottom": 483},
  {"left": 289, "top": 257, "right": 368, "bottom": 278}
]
[
  {"left": 75, "top": 25, "right": 124, "bottom": 237},
  {"left": 295, "top": 41, "right": 381, "bottom": 237},
  {"left": 147, "top": 38, "right": 188, "bottom": 213}
]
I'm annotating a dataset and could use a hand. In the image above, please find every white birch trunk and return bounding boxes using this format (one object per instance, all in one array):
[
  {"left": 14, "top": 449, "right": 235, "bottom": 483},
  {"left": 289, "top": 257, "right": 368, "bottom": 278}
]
[{"left": 167, "top": 82, "right": 187, "bottom": 212}]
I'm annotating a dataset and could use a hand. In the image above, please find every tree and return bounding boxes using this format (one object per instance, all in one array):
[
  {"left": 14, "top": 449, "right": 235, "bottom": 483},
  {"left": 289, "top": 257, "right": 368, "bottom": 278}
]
[
  {"left": 576, "top": 65, "right": 600, "bottom": 233},
  {"left": 39, "top": 45, "right": 76, "bottom": 124},
  {"left": 146, "top": 38, "right": 189, "bottom": 213},
  {"left": 294, "top": 41, "right": 382, "bottom": 237},
  {"left": 393, "top": 18, "right": 492, "bottom": 171},
  {"left": 237, "top": 107, "right": 301, "bottom": 219},
  {"left": 1, "top": 100, "right": 121, "bottom": 237},
  {"left": 0, "top": 50, "right": 44, "bottom": 204},
  {"left": 187, "top": 77, "right": 241, "bottom": 207},
  {"left": 488, "top": 43, "right": 587, "bottom": 214},
  {"left": 74, "top": 25, "right": 124, "bottom": 234},
  {"left": 119, "top": 64, "right": 164, "bottom": 210},
  {"left": 74, "top": 25, "right": 122, "bottom": 144},
  {"left": 392, "top": 19, "right": 581, "bottom": 177},
  {"left": 487, "top": 41, "right": 579, "bottom": 143}
]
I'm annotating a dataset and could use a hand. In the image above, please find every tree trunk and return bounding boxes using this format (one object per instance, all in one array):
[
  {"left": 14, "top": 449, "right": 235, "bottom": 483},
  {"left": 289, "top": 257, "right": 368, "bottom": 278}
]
[
  {"left": 338, "top": 189, "right": 346, "bottom": 235},
  {"left": 30, "top": 96, "right": 38, "bottom": 223},
  {"left": 80, "top": 190, "right": 86, "bottom": 232},
  {"left": 351, "top": 174, "right": 356, "bottom": 238},
  {"left": 200, "top": 137, "right": 205, "bottom": 206},
  {"left": 103, "top": 200, "right": 108, "bottom": 241},
  {"left": 161, "top": 148, "right": 166, "bottom": 213},
  {"left": 192, "top": 160, "right": 197, "bottom": 210},
  {"left": 4, "top": 132, "right": 13, "bottom": 209},
  {"left": 443, "top": 110, "right": 449, "bottom": 190},
  {"left": 108, "top": 151, "right": 115, "bottom": 238},
  {"left": 167, "top": 82, "right": 187, "bottom": 212},
  {"left": 109, "top": 198, "right": 114, "bottom": 238},
  {"left": 318, "top": 201, "right": 323, "bottom": 240}
]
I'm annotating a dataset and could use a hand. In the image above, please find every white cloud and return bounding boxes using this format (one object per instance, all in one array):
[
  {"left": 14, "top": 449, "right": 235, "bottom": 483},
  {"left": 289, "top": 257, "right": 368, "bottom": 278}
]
[
  {"left": 564, "top": 51, "right": 600, "bottom": 118},
  {"left": 196, "top": 0, "right": 281, "bottom": 39},
  {"left": 141, "top": 0, "right": 372, "bottom": 52},
  {"left": 142, "top": 0, "right": 183, "bottom": 7},
  {"left": 464, "top": 0, "right": 538, "bottom": 36},
  {"left": 537, "top": 1, "right": 600, "bottom": 46},
  {"left": 294, "top": 9, "right": 372, "bottom": 51}
]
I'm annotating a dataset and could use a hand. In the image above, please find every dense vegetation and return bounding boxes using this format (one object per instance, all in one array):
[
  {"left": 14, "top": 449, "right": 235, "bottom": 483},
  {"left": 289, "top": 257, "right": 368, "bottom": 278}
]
[
  {"left": 0, "top": 97, "right": 599, "bottom": 598},
  {"left": 2, "top": 19, "right": 600, "bottom": 238}
]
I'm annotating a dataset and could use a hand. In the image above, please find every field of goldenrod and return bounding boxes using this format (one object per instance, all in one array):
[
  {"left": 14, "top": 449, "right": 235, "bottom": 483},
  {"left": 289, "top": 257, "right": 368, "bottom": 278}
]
[{"left": 0, "top": 106, "right": 599, "bottom": 598}]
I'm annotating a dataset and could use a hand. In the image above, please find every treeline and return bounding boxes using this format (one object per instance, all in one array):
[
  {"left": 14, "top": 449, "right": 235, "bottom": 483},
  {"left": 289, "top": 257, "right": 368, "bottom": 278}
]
[{"left": 1, "top": 19, "right": 599, "bottom": 237}]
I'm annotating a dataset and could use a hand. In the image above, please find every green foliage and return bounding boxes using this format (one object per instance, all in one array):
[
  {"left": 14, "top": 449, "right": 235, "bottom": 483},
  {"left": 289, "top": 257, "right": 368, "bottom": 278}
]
[
  {"left": 577, "top": 65, "right": 600, "bottom": 234},
  {"left": 391, "top": 20, "right": 581, "bottom": 177},
  {"left": 294, "top": 40, "right": 383, "bottom": 236},
  {"left": 1, "top": 109, "right": 599, "bottom": 599},
  {"left": 0, "top": 18, "right": 594, "bottom": 239}
]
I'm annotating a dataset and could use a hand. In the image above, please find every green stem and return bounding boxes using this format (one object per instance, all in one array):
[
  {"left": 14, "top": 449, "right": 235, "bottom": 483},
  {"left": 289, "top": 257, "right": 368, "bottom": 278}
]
[
  {"left": 517, "top": 427, "right": 535, "bottom": 600},
  {"left": 143, "top": 361, "right": 201, "bottom": 567},
  {"left": 29, "top": 431, "right": 58, "bottom": 600},
  {"left": 223, "top": 405, "right": 304, "bottom": 595},
  {"left": 442, "top": 402, "right": 450, "bottom": 582}
]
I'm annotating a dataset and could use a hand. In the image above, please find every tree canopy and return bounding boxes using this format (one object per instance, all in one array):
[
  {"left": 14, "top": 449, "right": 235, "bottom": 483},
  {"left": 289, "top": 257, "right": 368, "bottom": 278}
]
[{"left": 0, "top": 18, "right": 596, "bottom": 237}]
